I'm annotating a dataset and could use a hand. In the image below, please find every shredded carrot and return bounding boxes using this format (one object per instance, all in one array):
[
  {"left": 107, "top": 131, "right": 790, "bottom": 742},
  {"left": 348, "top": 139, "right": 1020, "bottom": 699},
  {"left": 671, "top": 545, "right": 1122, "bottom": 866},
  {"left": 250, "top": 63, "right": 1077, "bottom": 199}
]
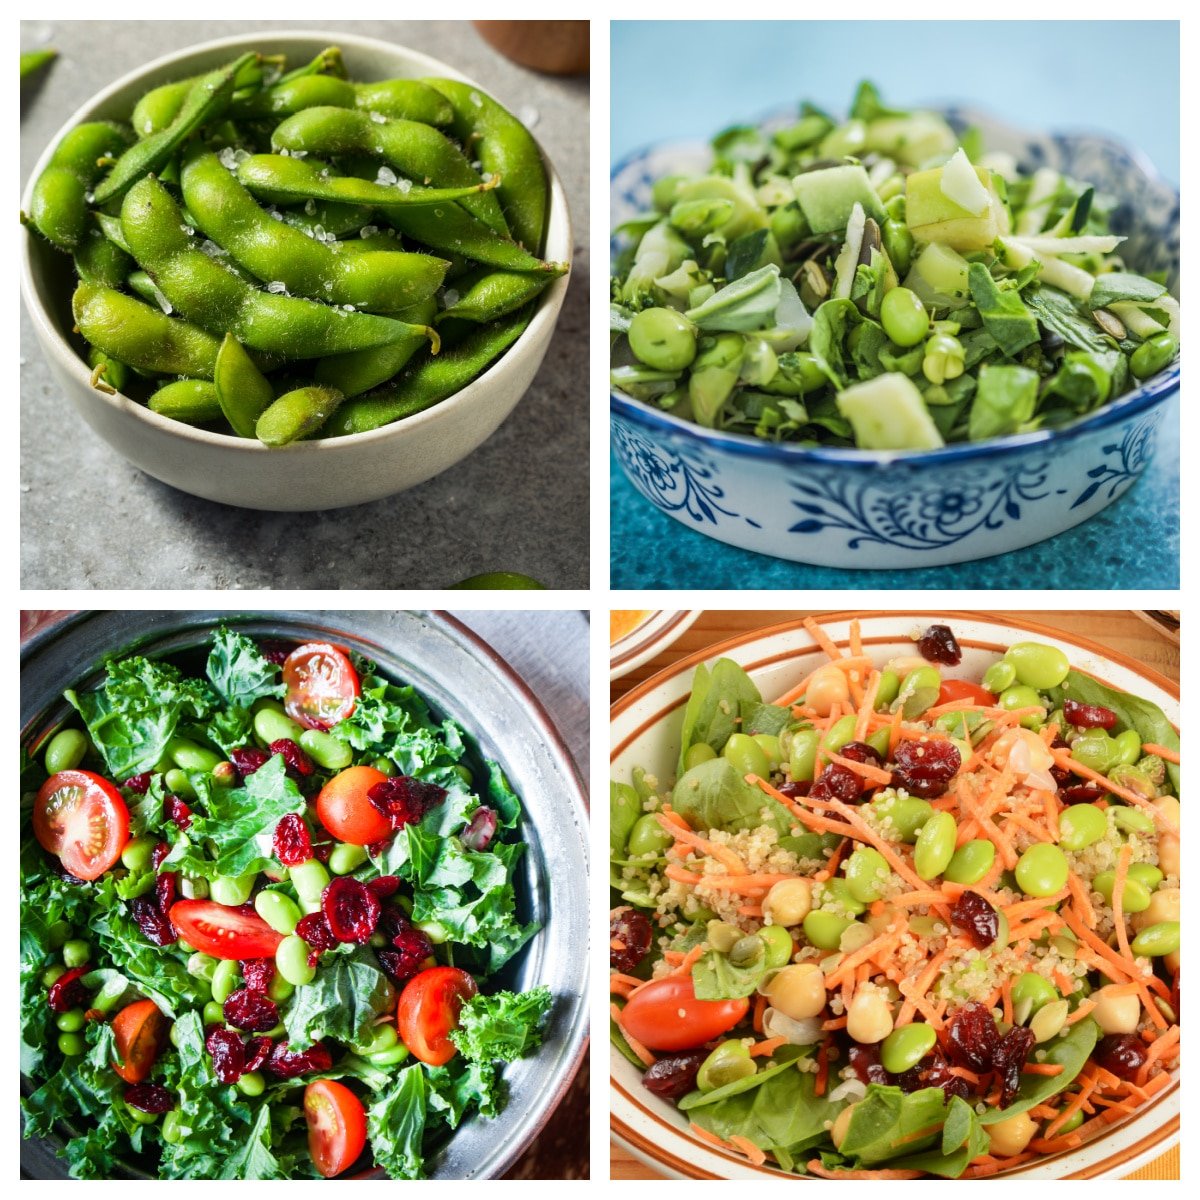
[
  {"left": 664, "top": 864, "right": 702, "bottom": 885},
  {"left": 774, "top": 656, "right": 876, "bottom": 706},
  {"left": 825, "top": 748, "right": 893, "bottom": 786},
  {"left": 1111, "top": 843, "right": 1134, "bottom": 964},
  {"left": 748, "top": 1037, "right": 787, "bottom": 1058},
  {"left": 654, "top": 812, "right": 749, "bottom": 874},
  {"left": 1021, "top": 1062, "right": 1064, "bottom": 1076},
  {"left": 1044, "top": 1071, "right": 1098, "bottom": 1137},
  {"left": 727, "top": 1135, "right": 767, "bottom": 1166},
  {"left": 1050, "top": 747, "right": 1178, "bottom": 830},
  {"left": 670, "top": 945, "right": 705, "bottom": 976},
  {"left": 1001, "top": 977, "right": 1013, "bottom": 1025},
  {"left": 1067, "top": 872, "right": 1098, "bottom": 929},
  {"left": 738, "top": 904, "right": 764, "bottom": 917},
  {"left": 824, "top": 932, "right": 902, "bottom": 987},
  {"left": 1140, "top": 742, "right": 1180, "bottom": 763},
  {"left": 746, "top": 774, "right": 859, "bottom": 840},
  {"left": 821, "top": 1016, "right": 849, "bottom": 1030},
  {"left": 802, "top": 616, "right": 843, "bottom": 661},
  {"left": 689, "top": 1122, "right": 738, "bottom": 1154},
  {"left": 806, "top": 1163, "right": 923, "bottom": 1180},
  {"left": 697, "top": 872, "right": 797, "bottom": 893},
  {"left": 848, "top": 618, "right": 863, "bottom": 657},
  {"left": 1003, "top": 889, "right": 1070, "bottom": 919},
  {"left": 1063, "top": 999, "right": 1097, "bottom": 1025},
  {"left": 963, "top": 1152, "right": 1037, "bottom": 1177},
  {"left": 854, "top": 670, "right": 881, "bottom": 742},
  {"left": 814, "top": 1037, "right": 830, "bottom": 1096}
]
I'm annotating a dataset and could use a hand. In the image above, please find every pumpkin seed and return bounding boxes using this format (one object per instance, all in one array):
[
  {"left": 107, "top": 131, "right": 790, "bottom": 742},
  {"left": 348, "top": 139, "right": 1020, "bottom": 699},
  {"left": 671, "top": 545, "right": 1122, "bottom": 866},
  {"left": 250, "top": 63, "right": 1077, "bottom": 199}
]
[
  {"left": 1092, "top": 308, "right": 1126, "bottom": 339},
  {"left": 1030, "top": 998, "right": 1069, "bottom": 1043}
]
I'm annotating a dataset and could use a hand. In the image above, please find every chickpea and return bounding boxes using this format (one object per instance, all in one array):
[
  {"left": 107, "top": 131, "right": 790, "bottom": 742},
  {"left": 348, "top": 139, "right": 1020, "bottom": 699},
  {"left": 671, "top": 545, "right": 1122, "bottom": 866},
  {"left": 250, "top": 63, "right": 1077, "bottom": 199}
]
[
  {"left": 806, "top": 666, "right": 849, "bottom": 717},
  {"left": 846, "top": 985, "right": 894, "bottom": 1045},
  {"left": 763, "top": 878, "right": 812, "bottom": 927},
  {"left": 866, "top": 903, "right": 899, "bottom": 937},
  {"left": 1131, "top": 887, "right": 1180, "bottom": 933},
  {"left": 986, "top": 1111, "right": 1039, "bottom": 1157},
  {"left": 831, "top": 1102, "right": 857, "bottom": 1150},
  {"left": 1154, "top": 795, "right": 1180, "bottom": 877},
  {"left": 1092, "top": 983, "right": 1141, "bottom": 1034},
  {"left": 763, "top": 963, "right": 826, "bottom": 1021}
]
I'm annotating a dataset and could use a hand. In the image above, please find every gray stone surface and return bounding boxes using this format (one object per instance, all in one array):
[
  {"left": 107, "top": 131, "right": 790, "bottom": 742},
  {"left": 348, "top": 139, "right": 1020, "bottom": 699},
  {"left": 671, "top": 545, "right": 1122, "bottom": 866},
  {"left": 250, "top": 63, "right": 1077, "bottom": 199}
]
[{"left": 20, "top": 20, "right": 589, "bottom": 590}]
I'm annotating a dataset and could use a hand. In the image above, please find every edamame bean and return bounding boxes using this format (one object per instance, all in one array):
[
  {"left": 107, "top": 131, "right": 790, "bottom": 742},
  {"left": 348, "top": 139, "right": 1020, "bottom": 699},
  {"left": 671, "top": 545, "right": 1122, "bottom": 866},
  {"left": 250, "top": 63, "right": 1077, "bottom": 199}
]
[
  {"left": 697, "top": 1041, "right": 756, "bottom": 1091},
  {"left": 354, "top": 79, "right": 453, "bottom": 126},
  {"left": 998, "top": 684, "right": 1045, "bottom": 729},
  {"left": 1091, "top": 871, "right": 1150, "bottom": 912},
  {"left": 162, "top": 1110, "right": 184, "bottom": 1144},
  {"left": 682, "top": 744, "right": 717, "bottom": 773},
  {"left": 365, "top": 1044, "right": 410, "bottom": 1067},
  {"left": 874, "top": 669, "right": 901, "bottom": 709},
  {"left": 1011, "top": 972, "right": 1059, "bottom": 1024},
  {"left": 437, "top": 266, "right": 561, "bottom": 324},
  {"left": 237, "top": 1071, "right": 266, "bottom": 1097},
  {"left": 121, "top": 834, "right": 157, "bottom": 872},
  {"left": 914, "top": 811, "right": 957, "bottom": 880},
  {"left": 845, "top": 847, "right": 890, "bottom": 903},
  {"left": 880, "top": 286, "right": 928, "bottom": 347},
  {"left": 867, "top": 728, "right": 891, "bottom": 759},
  {"left": 1111, "top": 804, "right": 1155, "bottom": 834},
  {"left": 44, "top": 728, "right": 89, "bottom": 773},
  {"left": 1129, "top": 331, "right": 1178, "bottom": 380},
  {"left": 822, "top": 714, "right": 859, "bottom": 759},
  {"left": 882, "top": 218, "right": 913, "bottom": 275},
  {"left": 299, "top": 728, "right": 353, "bottom": 771},
  {"left": 872, "top": 793, "right": 933, "bottom": 842},
  {"left": 167, "top": 735, "right": 222, "bottom": 773},
  {"left": 255, "top": 888, "right": 301, "bottom": 934},
  {"left": 313, "top": 297, "right": 439, "bottom": 399},
  {"left": 824, "top": 878, "right": 867, "bottom": 916},
  {"left": 753, "top": 734, "right": 784, "bottom": 769},
  {"left": 1127, "top": 863, "right": 1164, "bottom": 890},
  {"left": 1004, "top": 642, "right": 1070, "bottom": 690},
  {"left": 626, "top": 813, "right": 673, "bottom": 858},
  {"left": 43, "top": 965, "right": 67, "bottom": 987},
  {"left": 879, "top": 1022, "right": 936, "bottom": 1073},
  {"left": 982, "top": 660, "right": 1016, "bottom": 693},
  {"left": 56, "top": 1008, "right": 86, "bottom": 1033},
  {"left": 203, "top": 1001, "right": 225, "bottom": 1025},
  {"left": 254, "top": 706, "right": 306, "bottom": 746},
  {"left": 187, "top": 952, "right": 218, "bottom": 983},
  {"left": 758, "top": 924, "right": 793, "bottom": 968},
  {"left": 329, "top": 843, "right": 368, "bottom": 875},
  {"left": 210, "top": 874, "right": 256, "bottom": 906},
  {"left": 290, "top": 860, "right": 331, "bottom": 914},
  {"left": 788, "top": 728, "right": 820, "bottom": 782},
  {"left": 213, "top": 332, "right": 275, "bottom": 438},
  {"left": 803, "top": 909, "right": 853, "bottom": 950},
  {"left": 1014, "top": 844, "right": 1069, "bottom": 897},
  {"left": 628, "top": 307, "right": 697, "bottom": 372},
  {"left": 922, "top": 332, "right": 964, "bottom": 384},
  {"left": 62, "top": 939, "right": 90, "bottom": 968},
  {"left": 58, "top": 1032, "right": 85, "bottom": 1056},
  {"left": 276, "top": 934, "right": 317, "bottom": 986},
  {"left": 943, "top": 839, "right": 995, "bottom": 885},
  {"left": 211, "top": 959, "right": 241, "bottom": 1005},
  {"left": 1058, "top": 803, "right": 1108, "bottom": 851},
  {"left": 723, "top": 733, "right": 771, "bottom": 780},
  {"left": 1070, "top": 731, "right": 1118, "bottom": 773},
  {"left": 1112, "top": 729, "right": 1143, "bottom": 766},
  {"left": 128, "top": 1102, "right": 160, "bottom": 1126},
  {"left": 1130, "top": 921, "right": 1179, "bottom": 957},
  {"left": 163, "top": 768, "right": 197, "bottom": 800},
  {"left": 357, "top": 1022, "right": 399, "bottom": 1056}
]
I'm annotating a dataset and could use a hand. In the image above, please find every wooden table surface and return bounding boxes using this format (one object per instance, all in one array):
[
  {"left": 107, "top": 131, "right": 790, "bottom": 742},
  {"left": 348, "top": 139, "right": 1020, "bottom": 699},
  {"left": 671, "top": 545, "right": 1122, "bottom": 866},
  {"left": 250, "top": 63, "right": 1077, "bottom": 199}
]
[{"left": 610, "top": 609, "right": 1179, "bottom": 1180}]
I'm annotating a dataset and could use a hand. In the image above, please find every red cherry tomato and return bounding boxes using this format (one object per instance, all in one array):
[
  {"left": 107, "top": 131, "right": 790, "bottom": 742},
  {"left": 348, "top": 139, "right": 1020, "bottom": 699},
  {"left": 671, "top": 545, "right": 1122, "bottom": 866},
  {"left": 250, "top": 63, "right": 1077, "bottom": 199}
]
[
  {"left": 112, "top": 999, "right": 168, "bottom": 1083},
  {"left": 936, "top": 680, "right": 996, "bottom": 708},
  {"left": 396, "top": 966, "right": 478, "bottom": 1066},
  {"left": 283, "top": 643, "right": 360, "bottom": 731},
  {"left": 620, "top": 975, "right": 749, "bottom": 1052},
  {"left": 33, "top": 769, "right": 130, "bottom": 881},
  {"left": 304, "top": 1079, "right": 367, "bottom": 1178},
  {"left": 168, "top": 899, "right": 284, "bottom": 960},
  {"left": 315, "top": 765, "right": 393, "bottom": 846}
]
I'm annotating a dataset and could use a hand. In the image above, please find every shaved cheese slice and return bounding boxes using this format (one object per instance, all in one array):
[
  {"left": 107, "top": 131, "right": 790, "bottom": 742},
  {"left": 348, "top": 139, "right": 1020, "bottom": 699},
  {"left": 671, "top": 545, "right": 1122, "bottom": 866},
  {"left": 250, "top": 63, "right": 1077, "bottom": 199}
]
[
  {"left": 940, "top": 147, "right": 990, "bottom": 216},
  {"left": 1013, "top": 234, "right": 1125, "bottom": 255},
  {"left": 832, "top": 202, "right": 866, "bottom": 300}
]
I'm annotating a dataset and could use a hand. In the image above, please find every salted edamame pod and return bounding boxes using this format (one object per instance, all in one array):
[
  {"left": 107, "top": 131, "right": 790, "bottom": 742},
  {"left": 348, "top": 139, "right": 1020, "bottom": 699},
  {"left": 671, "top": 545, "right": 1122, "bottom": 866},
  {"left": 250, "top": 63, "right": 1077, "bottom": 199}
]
[
  {"left": 148, "top": 379, "right": 224, "bottom": 424},
  {"left": 438, "top": 265, "right": 564, "bottom": 323},
  {"left": 215, "top": 333, "right": 274, "bottom": 438},
  {"left": 314, "top": 297, "right": 438, "bottom": 397},
  {"left": 354, "top": 78, "right": 454, "bottom": 126},
  {"left": 256, "top": 385, "right": 345, "bottom": 446}
]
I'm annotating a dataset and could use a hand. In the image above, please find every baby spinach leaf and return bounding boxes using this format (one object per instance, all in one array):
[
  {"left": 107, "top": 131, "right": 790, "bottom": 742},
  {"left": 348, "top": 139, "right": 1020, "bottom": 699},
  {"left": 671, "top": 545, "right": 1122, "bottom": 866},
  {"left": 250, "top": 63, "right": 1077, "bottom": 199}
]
[
  {"left": 1089, "top": 272, "right": 1166, "bottom": 309},
  {"left": 980, "top": 1017, "right": 1100, "bottom": 1123},
  {"left": 676, "top": 657, "right": 762, "bottom": 774},
  {"left": 672, "top": 757, "right": 791, "bottom": 835},
  {"left": 692, "top": 947, "right": 768, "bottom": 999},
  {"left": 967, "top": 263, "right": 1039, "bottom": 357},
  {"left": 839, "top": 1084, "right": 946, "bottom": 1164}
]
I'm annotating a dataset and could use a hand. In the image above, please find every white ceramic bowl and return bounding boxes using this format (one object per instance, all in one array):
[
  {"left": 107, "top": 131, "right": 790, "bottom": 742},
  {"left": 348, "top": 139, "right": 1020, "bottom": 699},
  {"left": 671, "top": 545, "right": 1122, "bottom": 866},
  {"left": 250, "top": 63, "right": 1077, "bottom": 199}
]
[
  {"left": 610, "top": 609, "right": 702, "bottom": 680},
  {"left": 610, "top": 611, "right": 1179, "bottom": 1179},
  {"left": 611, "top": 112, "right": 1180, "bottom": 567},
  {"left": 21, "top": 31, "right": 571, "bottom": 511}
]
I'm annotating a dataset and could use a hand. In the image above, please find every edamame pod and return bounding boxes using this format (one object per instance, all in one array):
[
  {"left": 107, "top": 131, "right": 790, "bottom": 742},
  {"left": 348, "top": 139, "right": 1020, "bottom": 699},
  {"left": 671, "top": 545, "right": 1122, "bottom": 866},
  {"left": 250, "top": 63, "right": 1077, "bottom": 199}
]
[
  {"left": 355, "top": 79, "right": 454, "bottom": 126},
  {"left": 314, "top": 297, "right": 438, "bottom": 397},
  {"left": 233, "top": 74, "right": 356, "bottom": 118},
  {"left": 121, "top": 176, "right": 438, "bottom": 356},
  {"left": 256, "top": 385, "right": 346, "bottom": 446},
  {"left": 73, "top": 225, "right": 134, "bottom": 289},
  {"left": 438, "top": 266, "right": 564, "bottom": 323},
  {"left": 181, "top": 150, "right": 449, "bottom": 312},
  {"left": 424, "top": 77, "right": 549, "bottom": 253},
  {"left": 29, "top": 121, "right": 135, "bottom": 251},
  {"left": 148, "top": 380, "right": 224, "bottom": 425},
  {"left": 72, "top": 283, "right": 222, "bottom": 379},
  {"left": 94, "top": 52, "right": 259, "bottom": 204},
  {"left": 215, "top": 333, "right": 274, "bottom": 438},
  {"left": 327, "top": 307, "right": 531, "bottom": 435}
]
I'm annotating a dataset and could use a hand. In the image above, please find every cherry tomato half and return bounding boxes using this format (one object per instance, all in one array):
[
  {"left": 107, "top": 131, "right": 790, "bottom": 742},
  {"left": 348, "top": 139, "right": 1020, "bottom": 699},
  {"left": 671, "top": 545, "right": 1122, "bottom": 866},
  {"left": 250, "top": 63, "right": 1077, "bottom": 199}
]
[
  {"left": 112, "top": 999, "right": 168, "bottom": 1083},
  {"left": 315, "top": 765, "right": 392, "bottom": 846},
  {"left": 33, "top": 769, "right": 130, "bottom": 881},
  {"left": 620, "top": 975, "right": 749, "bottom": 1052},
  {"left": 168, "top": 899, "right": 284, "bottom": 960},
  {"left": 283, "top": 643, "right": 360, "bottom": 731},
  {"left": 396, "top": 966, "right": 478, "bottom": 1066},
  {"left": 304, "top": 1079, "right": 367, "bottom": 1178},
  {"left": 937, "top": 679, "right": 996, "bottom": 708}
]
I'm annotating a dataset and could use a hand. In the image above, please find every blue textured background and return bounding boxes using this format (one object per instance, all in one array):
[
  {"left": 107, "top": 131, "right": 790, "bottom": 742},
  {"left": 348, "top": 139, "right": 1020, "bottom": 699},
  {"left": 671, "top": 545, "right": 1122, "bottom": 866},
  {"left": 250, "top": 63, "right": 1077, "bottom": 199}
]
[{"left": 610, "top": 20, "right": 1180, "bottom": 589}]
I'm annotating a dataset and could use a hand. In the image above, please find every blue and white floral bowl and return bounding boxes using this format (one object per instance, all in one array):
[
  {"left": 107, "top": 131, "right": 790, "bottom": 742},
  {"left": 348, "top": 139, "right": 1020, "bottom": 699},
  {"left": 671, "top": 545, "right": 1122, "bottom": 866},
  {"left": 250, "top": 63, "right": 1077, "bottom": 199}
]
[{"left": 610, "top": 113, "right": 1179, "bottom": 568}]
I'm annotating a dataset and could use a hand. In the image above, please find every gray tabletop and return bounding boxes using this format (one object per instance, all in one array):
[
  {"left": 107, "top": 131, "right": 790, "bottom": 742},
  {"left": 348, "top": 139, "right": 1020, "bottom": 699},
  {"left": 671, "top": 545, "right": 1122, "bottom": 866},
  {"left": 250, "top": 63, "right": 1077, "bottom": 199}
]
[{"left": 20, "top": 20, "right": 589, "bottom": 590}]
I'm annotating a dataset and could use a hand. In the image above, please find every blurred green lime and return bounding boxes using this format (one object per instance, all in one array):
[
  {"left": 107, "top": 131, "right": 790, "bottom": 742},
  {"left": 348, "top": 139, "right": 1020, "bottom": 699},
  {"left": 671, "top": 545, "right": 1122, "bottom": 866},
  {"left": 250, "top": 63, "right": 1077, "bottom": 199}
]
[{"left": 449, "top": 572, "right": 547, "bottom": 590}]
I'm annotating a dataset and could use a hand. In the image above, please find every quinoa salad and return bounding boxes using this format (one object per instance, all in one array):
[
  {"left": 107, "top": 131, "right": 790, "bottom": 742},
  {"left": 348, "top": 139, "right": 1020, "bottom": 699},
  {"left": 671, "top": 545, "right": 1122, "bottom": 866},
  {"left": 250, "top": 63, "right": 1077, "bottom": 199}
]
[{"left": 610, "top": 618, "right": 1179, "bottom": 1178}]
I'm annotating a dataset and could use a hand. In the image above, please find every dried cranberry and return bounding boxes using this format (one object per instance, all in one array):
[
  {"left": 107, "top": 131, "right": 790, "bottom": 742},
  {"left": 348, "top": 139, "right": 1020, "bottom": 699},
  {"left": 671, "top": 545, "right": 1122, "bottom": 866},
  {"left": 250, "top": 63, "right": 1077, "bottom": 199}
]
[
  {"left": 47, "top": 966, "right": 90, "bottom": 1013},
  {"left": 269, "top": 738, "right": 315, "bottom": 778},
  {"left": 368, "top": 776, "right": 447, "bottom": 828},
  {"left": 1094, "top": 1033, "right": 1148, "bottom": 1081},
  {"left": 946, "top": 1001, "right": 1000, "bottom": 1073},
  {"left": 1063, "top": 699, "right": 1118, "bottom": 730},
  {"left": 322, "top": 877, "right": 381, "bottom": 943},
  {"left": 163, "top": 793, "right": 192, "bottom": 831},
  {"left": 366, "top": 875, "right": 401, "bottom": 899},
  {"left": 917, "top": 624, "right": 962, "bottom": 666},
  {"left": 243, "top": 1036, "right": 273, "bottom": 1073},
  {"left": 951, "top": 890, "right": 999, "bottom": 950},
  {"left": 241, "top": 958, "right": 275, "bottom": 994},
  {"left": 839, "top": 741, "right": 885, "bottom": 768},
  {"left": 610, "top": 907, "right": 653, "bottom": 974},
  {"left": 122, "top": 772, "right": 153, "bottom": 794},
  {"left": 641, "top": 1050, "right": 706, "bottom": 1099},
  {"left": 295, "top": 911, "right": 339, "bottom": 954},
  {"left": 364, "top": 838, "right": 389, "bottom": 859},
  {"left": 155, "top": 871, "right": 177, "bottom": 914},
  {"left": 810, "top": 764, "right": 864, "bottom": 804},
  {"left": 461, "top": 806, "right": 498, "bottom": 851},
  {"left": 898, "top": 1048, "right": 971, "bottom": 1100},
  {"left": 311, "top": 832, "right": 335, "bottom": 863},
  {"left": 264, "top": 1040, "right": 333, "bottom": 1079},
  {"left": 223, "top": 987, "right": 279, "bottom": 1032},
  {"left": 891, "top": 738, "right": 961, "bottom": 799},
  {"left": 992, "top": 1025, "right": 1036, "bottom": 1107},
  {"left": 230, "top": 746, "right": 270, "bottom": 779},
  {"left": 129, "top": 895, "right": 177, "bottom": 946},
  {"left": 259, "top": 640, "right": 294, "bottom": 665},
  {"left": 377, "top": 926, "right": 432, "bottom": 985},
  {"left": 124, "top": 1083, "right": 174, "bottom": 1113},
  {"left": 273, "top": 813, "right": 313, "bottom": 867},
  {"left": 206, "top": 1025, "right": 246, "bottom": 1083},
  {"left": 848, "top": 1043, "right": 891, "bottom": 1086},
  {"left": 1059, "top": 783, "right": 1106, "bottom": 805},
  {"left": 1049, "top": 763, "right": 1075, "bottom": 788},
  {"left": 151, "top": 842, "right": 171, "bottom": 871},
  {"left": 776, "top": 779, "right": 811, "bottom": 799}
]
